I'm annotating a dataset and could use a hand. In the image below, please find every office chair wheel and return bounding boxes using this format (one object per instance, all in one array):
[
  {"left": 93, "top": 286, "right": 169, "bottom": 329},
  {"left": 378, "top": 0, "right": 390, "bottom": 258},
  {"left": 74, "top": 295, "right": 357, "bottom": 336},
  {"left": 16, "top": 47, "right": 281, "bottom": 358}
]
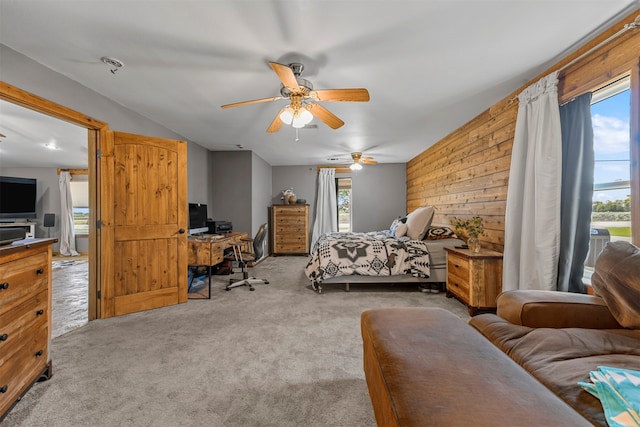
[
  {"left": 264, "top": 281, "right": 269, "bottom": 284},
  {"left": 249, "top": 287, "right": 255, "bottom": 291}
]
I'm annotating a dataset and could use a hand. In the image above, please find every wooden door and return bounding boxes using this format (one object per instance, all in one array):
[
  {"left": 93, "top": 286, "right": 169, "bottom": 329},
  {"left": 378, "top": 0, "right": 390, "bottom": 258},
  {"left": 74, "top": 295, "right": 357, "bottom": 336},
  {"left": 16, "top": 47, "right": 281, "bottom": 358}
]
[{"left": 100, "top": 131, "right": 188, "bottom": 318}]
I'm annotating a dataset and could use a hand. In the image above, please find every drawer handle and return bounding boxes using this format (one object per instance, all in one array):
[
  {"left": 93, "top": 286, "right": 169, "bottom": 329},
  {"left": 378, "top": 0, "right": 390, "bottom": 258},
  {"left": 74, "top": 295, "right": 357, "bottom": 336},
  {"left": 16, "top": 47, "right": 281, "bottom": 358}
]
[
  {"left": 0, "top": 282, "right": 8, "bottom": 290},
  {"left": 36, "top": 268, "right": 45, "bottom": 275},
  {"left": 35, "top": 349, "right": 43, "bottom": 357},
  {"left": 0, "top": 385, "right": 7, "bottom": 393},
  {"left": 36, "top": 309, "right": 45, "bottom": 316},
  {"left": 0, "top": 333, "right": 7, "bottom": 341}
]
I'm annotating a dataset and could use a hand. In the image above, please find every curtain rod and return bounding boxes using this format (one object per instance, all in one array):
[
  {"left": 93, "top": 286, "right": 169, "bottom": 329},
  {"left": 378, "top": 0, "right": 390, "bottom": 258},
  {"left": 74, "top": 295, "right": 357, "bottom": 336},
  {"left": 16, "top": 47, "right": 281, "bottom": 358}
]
[{"left": 508, "top": 14, "right": 640, "bottom": 105}]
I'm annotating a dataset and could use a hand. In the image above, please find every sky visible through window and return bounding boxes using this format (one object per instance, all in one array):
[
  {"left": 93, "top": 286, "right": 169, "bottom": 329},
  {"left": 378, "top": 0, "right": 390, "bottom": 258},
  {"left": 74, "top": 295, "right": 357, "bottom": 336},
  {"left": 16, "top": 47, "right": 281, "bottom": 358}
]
[{"left": 591, "top": 88, "right": 630, "bottom": 203}]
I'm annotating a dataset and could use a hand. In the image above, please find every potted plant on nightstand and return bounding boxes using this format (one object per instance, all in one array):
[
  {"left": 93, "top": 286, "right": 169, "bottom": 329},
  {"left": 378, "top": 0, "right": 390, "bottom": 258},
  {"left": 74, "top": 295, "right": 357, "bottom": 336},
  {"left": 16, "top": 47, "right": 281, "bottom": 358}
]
[{"left": 451, "top": 216, "right": 485, "bottom": 252}]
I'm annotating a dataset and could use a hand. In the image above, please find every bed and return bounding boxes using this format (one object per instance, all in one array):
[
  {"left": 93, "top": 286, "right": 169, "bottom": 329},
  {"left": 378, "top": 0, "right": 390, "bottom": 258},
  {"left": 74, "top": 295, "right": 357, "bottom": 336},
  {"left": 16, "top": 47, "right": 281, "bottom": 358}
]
[{"left": 304, "top": 207, "right": 465, "bottom": 293}]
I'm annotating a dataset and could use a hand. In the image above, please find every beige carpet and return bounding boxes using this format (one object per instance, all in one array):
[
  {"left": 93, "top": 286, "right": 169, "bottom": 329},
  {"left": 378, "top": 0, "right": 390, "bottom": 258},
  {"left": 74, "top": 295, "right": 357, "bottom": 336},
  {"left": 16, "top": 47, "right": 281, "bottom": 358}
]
[{"left": 3, "top": 256, "right": 469, "bottom": 427}]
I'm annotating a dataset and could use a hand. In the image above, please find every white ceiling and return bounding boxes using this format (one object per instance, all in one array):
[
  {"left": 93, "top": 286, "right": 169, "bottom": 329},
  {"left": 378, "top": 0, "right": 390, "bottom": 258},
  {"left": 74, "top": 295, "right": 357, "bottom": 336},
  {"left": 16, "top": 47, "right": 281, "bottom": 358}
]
[{"left": 0, "top": 0, "right": 638, "bottom": 168}]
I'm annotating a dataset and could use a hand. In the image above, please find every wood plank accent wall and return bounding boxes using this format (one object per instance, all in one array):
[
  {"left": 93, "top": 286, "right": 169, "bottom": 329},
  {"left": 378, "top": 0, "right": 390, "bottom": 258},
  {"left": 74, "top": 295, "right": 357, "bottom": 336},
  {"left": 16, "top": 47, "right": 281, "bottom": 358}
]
[{"left": 407, "top": 9, "right": 640, "bottom": 253}]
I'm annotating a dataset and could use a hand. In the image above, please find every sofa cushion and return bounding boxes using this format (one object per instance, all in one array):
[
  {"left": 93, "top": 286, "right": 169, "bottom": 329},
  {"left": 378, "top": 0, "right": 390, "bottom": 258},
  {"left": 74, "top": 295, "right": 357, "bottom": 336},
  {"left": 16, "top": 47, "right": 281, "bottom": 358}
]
[
  {"left": 470, "top": 314, "right": 640, "bottom": 426},
  {"left": 591, "top": 241, "right": 640, "bottom": 329},
  {"left": 496, "top": 290, "right": 621, "bottom": 329},
  {"left": 362, "top": 308, "right": 591, "bottom": 426}
]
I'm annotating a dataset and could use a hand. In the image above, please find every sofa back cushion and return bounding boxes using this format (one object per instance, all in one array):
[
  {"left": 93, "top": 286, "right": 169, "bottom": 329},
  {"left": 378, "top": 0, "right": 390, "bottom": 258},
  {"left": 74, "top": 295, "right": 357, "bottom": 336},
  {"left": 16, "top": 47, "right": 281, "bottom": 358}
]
[{"left": 591, "top": 241, "right": 640, "bottom": 329}]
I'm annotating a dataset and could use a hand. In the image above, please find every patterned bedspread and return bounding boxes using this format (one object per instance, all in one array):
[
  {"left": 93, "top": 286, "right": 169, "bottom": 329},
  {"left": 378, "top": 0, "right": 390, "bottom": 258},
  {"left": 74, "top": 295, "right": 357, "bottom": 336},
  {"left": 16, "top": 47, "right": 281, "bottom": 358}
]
[{"left": 305, "top": 231, "right": 430, "bottom": 283}]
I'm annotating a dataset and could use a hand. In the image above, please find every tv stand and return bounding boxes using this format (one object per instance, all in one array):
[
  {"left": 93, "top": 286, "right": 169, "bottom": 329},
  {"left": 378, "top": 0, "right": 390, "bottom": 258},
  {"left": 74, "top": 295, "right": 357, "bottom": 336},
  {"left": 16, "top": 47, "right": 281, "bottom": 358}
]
[{"left": 0, "top": 221, "right": 35, "bottom": 238}]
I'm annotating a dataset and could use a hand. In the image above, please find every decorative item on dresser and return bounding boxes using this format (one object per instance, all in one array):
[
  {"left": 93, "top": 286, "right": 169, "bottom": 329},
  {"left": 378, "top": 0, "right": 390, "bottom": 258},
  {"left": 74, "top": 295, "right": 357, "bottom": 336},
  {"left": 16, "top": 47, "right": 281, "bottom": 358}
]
[
  {"left": 0, "top": 238, "right": 56, "bottom": 421},
  {"left": 445, "top": 246, "right": 503, "bottom": 316},
  {"left": 270, "top": 204, "right": 309, "bottom": 255}
]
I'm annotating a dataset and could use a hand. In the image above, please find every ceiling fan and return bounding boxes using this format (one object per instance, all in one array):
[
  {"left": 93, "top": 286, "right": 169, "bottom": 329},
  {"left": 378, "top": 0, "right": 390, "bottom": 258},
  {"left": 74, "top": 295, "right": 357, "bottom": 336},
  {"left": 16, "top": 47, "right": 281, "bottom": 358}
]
[
  {"left": 221, "top": 62, "right": 370, "bottom": 132},
  {"left": 349, "top": 152, "right": 377, "bottom": 170}
]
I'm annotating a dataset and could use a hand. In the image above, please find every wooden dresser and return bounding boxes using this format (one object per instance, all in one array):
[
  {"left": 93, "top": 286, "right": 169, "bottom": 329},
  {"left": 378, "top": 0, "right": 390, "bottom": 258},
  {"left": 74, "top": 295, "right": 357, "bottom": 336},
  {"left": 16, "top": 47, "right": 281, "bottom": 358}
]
[
  {"left": 0, "top": 238, "right": 55, "bottom": 421},
  {"left": 270, "top": 204, "right": 309, "bottom": 255},
  {"left": 444, "top": 247, "right": 503, "bottom": 316}
]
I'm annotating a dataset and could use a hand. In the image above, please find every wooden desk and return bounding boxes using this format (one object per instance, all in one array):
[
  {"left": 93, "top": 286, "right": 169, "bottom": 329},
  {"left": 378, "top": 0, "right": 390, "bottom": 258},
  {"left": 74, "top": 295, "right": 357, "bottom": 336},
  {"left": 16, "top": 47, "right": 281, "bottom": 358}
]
[{"left": 187, "top": 232, "right": 248, "bottom": 298}]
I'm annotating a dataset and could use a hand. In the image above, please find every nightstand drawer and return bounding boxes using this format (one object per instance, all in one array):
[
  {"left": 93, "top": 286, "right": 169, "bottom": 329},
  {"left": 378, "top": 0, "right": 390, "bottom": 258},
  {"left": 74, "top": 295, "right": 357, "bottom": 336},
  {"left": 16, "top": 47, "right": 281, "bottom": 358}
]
[
  {"left": 447, "top": 255, "right": 470, "bottom": 280},
  {"left": 446, "top": 275, "right": 470, "bottom": 298}
]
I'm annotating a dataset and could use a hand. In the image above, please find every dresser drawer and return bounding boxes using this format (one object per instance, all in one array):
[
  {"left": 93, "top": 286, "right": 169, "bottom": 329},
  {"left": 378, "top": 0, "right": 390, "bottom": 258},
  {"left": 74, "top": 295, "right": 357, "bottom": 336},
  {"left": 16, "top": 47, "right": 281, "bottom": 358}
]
[
  {"left": 275, "top": 243, "right": 307, "bottom": 253},
  {"left": 0, "top": 322, "right": 48, "bottom": 416},
  {"left": 274, "top": 206, "right": 307, "bottom": 216},
  {"left": 0, "top": 252, "right": 49, "bottom": 315},
  {"left": 0, "top": 290, "right": 48, "bottom": 364}
]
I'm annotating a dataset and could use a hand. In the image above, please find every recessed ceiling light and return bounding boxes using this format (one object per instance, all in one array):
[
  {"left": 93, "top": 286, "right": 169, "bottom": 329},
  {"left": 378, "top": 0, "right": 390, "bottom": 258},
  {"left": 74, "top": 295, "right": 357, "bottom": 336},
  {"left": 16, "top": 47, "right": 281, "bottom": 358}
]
[{"left": 44, "top": 142, "right": 58, "bottom": 150}]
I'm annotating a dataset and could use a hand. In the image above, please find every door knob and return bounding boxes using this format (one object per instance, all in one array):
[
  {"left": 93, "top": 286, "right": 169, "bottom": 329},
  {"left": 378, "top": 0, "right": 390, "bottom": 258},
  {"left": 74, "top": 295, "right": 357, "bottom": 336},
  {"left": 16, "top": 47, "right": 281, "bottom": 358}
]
[{"left": 178, "top": 228, "right": 186, "bottom": 234}]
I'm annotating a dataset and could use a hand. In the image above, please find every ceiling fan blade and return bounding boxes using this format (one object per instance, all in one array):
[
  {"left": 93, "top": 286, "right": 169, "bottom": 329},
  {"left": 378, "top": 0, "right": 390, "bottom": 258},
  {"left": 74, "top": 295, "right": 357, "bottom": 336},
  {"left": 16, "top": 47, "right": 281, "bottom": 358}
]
[
  {"left": 361, "top": 157, "right": 378, "bottom": 165},
  {"left": 306, "top": 103, "right": 344, "bottom": 129},
  {"left": 267, "top": 110, "right": 284, "bottom": 133},
  {"left": 269, "top": 62, "right": 300, "bottom": 90},
  {"left": 309, "top": 88, "right": 370, "bottom": 102},
  {"left": 221, "top": 96, "right": 282, "bottom": 109}
]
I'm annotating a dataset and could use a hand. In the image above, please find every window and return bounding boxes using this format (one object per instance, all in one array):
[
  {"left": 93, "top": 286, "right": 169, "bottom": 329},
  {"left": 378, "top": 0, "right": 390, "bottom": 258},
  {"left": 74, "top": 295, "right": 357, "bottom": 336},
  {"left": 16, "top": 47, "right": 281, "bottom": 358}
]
[
  {"left": 69, "top": 180, "right": 89, "bottom": 235},
  {"left": 336, "top": 177, "right": 352, "bottom": 232},
  {"left": 586, "top": 77, "right": 631, "bottom": 269}
]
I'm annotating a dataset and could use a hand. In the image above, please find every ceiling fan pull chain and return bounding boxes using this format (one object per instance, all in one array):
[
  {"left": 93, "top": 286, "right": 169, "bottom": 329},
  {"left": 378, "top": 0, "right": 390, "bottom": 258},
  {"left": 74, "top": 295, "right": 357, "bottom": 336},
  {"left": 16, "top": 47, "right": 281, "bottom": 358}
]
[{"left": 295, "top": 128, "right": 300, "bottom": 142}]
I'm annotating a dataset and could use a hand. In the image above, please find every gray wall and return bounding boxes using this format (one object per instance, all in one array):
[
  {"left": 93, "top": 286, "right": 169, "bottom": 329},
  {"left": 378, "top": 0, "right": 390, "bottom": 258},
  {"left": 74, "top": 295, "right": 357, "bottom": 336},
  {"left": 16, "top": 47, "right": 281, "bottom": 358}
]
[
  {"left": 251, "top": 152, "right": 272, "bottom": 236},
  {"left": 272, "top": 164, "right": 407, "bottom": 233},
  {"left": 187, "top": 142, "right": 210, "bottom": 204},
  {"left": 208, "top": 151, "right": 252, "bottom": 233},
  {"left": 1, "top": 44, "right": 211, "bottom": 232},
  {"left": 350, "top": 164, "right": 407, "bottom": 232}
]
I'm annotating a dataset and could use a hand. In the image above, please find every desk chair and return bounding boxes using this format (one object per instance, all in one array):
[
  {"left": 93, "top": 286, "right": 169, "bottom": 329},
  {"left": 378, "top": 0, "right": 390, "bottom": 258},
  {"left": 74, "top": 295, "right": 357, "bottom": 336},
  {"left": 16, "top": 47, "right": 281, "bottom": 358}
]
[{"left": 226, "top": 223, "right": 269, "bottom": 291}]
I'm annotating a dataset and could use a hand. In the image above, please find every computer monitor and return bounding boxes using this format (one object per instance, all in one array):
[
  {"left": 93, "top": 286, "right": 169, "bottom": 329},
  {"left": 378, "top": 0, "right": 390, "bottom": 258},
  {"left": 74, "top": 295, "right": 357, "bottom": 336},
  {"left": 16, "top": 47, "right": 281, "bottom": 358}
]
[{"left": 188, "top": 203, "right": 209, "bottom": 235}]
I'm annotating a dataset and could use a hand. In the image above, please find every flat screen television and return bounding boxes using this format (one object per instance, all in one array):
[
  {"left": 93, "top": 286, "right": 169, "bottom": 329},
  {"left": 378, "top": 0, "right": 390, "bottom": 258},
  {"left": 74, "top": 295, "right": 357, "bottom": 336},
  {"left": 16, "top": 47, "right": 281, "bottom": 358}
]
[
  {"left": 0, "top": 176, "right": 37, "bottom": 221},
  {"left": 188, "top": 203, "right": 208, "bottom": 235}
]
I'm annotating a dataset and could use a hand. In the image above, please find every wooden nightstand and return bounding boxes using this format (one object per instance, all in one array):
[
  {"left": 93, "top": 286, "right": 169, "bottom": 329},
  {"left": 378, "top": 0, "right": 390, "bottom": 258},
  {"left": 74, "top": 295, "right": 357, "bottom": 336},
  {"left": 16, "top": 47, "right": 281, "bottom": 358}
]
[{"left": 444, "top": 247, "right": 503, "bottom": 316}]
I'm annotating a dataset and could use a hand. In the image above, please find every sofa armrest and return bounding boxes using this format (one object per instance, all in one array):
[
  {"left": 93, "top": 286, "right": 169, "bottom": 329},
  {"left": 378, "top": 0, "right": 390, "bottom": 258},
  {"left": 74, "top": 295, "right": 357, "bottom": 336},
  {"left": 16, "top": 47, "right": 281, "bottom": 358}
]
[{"left": 497, "top": 290, "right": 622, "bottom": 329}]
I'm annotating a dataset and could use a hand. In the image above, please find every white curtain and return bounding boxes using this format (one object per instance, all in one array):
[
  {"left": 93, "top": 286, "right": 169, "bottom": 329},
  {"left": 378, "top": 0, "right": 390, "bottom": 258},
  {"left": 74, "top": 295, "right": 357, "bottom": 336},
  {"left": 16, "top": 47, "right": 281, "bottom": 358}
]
[
  {"left": 59, "top": 171, "right": 79, "bottom": 256},
  {"left": 310, "top": 168, "right": 337, "bottom": 252},
  {"left": 503, "top": 71, "right": 562, "bottom": 291}
]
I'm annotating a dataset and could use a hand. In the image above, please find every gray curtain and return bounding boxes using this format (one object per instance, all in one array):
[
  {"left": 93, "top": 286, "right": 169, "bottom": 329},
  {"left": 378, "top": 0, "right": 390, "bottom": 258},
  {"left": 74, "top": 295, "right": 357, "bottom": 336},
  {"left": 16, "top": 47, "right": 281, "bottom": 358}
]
[{"left": 557, "top": 93, "right": 594, "bottom": 293}]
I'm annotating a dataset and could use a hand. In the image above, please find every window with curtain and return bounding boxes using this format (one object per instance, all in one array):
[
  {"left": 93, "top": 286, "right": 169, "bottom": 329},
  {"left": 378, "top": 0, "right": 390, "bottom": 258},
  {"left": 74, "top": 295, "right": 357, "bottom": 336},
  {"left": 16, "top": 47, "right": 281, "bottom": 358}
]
[
  {"left": 336, "top": 177, "right": 352, "bottom": 232},
  {"left": 69, "top": 180, "right": 89, "bottom": 235},
  {"left": 585, "top": 77, "right": 632, "bottom": 273}
]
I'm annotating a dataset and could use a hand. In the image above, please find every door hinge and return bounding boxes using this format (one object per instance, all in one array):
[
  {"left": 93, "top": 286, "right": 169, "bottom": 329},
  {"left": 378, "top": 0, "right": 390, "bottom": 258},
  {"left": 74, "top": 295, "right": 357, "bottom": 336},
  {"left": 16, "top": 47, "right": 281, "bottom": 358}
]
[
  {"left": 97, "top": 290, "right": 101, "bottom": 299},
  {"left": 96, "top": 149, "right": 101, "bottom": 158},
  {"left": 96, "top": 220, "right": 102, "bottom": 229}
]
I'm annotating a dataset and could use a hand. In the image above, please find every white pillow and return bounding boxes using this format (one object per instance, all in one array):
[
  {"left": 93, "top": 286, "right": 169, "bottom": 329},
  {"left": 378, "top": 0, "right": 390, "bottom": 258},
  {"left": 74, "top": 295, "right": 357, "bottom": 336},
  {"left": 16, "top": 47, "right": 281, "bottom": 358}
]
[
  {"left": 405, "top": 206, "right": 435, "bottom": 240},
  {"left": 394, "top": 223, "right": 408, "bottom": 237}
]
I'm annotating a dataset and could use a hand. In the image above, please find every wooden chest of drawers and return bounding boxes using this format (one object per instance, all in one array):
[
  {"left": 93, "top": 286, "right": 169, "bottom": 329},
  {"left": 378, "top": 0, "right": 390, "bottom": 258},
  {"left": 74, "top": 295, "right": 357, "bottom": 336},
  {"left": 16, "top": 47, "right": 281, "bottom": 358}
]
[
  {"left": 0, "top": 239, "right": 55, "bottom": 421},
  {"left": 445, "top": 247, "right": 503, "bottom": 316},
  {"left": 270, "top": 205, "right": 309, "bottom": 255}
]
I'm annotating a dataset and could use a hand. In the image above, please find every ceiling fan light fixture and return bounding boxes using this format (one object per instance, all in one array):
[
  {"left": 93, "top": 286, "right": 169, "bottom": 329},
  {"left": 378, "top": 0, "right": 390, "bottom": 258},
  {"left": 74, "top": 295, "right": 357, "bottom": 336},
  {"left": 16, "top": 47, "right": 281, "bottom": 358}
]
[
  {"left": 292, "top": 108, "right": 313, "bottom": 128},
  {"left": 279, "top": 107, "right": 294, "bottom": 124},
  {"left": 350, "top": 162, "right": 363, "bottom": 171}
]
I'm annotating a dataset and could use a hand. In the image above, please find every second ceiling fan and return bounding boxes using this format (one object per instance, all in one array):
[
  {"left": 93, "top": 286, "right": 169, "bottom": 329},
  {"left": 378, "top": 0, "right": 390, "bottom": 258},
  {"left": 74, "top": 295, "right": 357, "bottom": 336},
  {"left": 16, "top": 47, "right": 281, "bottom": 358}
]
[{"left": 221, "top": 62, "right": 370, "bottom": 132}]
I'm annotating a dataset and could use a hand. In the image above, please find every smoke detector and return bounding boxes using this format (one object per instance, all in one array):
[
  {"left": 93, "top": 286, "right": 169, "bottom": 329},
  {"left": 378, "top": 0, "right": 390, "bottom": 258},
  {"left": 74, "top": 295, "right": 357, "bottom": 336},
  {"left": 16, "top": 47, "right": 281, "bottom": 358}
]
[{"left": 101, "top": 56, "right": 124, "bottom": 74}]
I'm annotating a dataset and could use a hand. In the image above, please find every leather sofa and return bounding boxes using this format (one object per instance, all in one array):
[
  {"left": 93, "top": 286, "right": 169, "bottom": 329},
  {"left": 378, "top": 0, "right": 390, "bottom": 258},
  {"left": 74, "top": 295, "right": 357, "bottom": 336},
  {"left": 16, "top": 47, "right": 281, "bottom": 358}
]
[{"left": 361, "top": 242, "right": 640, "bottom": 426}]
